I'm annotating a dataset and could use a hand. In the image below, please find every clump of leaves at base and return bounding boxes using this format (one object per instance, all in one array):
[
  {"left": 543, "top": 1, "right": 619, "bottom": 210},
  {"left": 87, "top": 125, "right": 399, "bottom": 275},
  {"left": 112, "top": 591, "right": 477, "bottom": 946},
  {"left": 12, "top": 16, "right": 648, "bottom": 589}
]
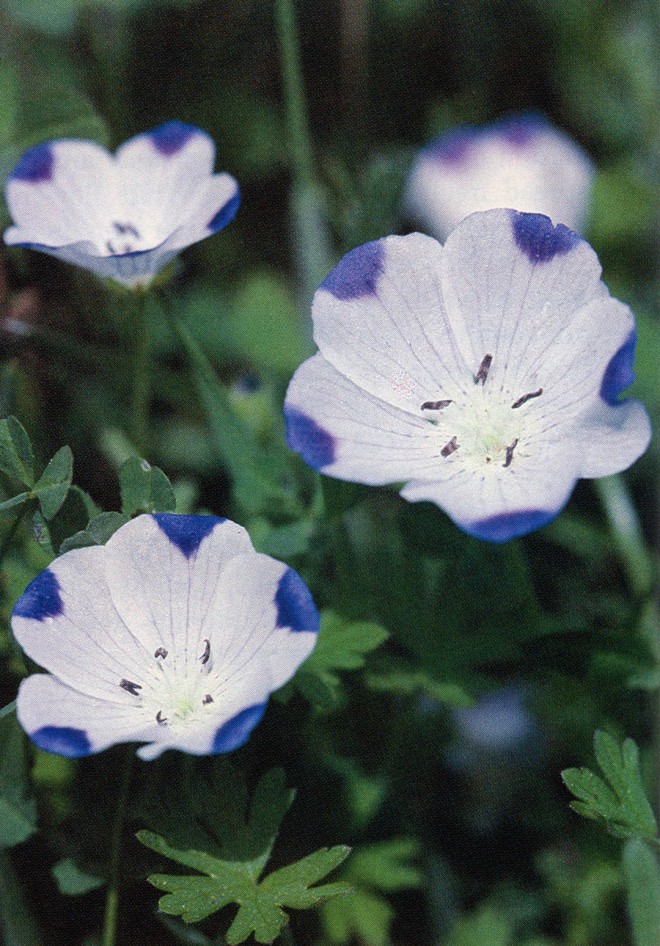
[
  {"left": 137, "top": 761, "right": 350, "bottom": 944},
  {"left": 561, "top": 730, "right": 657, "bottom": 842}
]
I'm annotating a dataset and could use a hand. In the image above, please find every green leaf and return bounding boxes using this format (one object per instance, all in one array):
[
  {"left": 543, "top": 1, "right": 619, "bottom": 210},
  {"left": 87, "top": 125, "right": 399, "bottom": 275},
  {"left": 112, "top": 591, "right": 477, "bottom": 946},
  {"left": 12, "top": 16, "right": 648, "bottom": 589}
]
[
  {"left": 137, "top": 761, "right": 350, "bottom": 942},
  {"left": 343, "top": 839, "right": 423, "bottom": 893},
  {"left": 561, "top": 731, "right": 657, "bottom": 841},
  {"left": 51, "top": 857, "right": 104, "bottom": 896},
  {"left": 623, "top": 838, "right": 660, "bottom": 946},
  {"left": 119, "top": 457, "right": 176, "bottom": 516},
  {"left": 59, "top": 512, "right": 128, "bottom": 554},
  {"left": 0, "top": 417, "right": 35, "bottom": 487},
  {"left": 32, "top": 445, "right": 73, "bottom": 520},
  {"left": 292, "top": 611, "right": 389, "bottom": 708},
  {"left": 322, "top": 887, "right": 394, "bottom": 946},
  {"left": 365, "top": 658, "right": 474, "bottom": 708},
  {"left": 0, "top": 492, "right": 30, "bottom": 514},
  {"left": 0, "top": 709, "right": 37, "bottom": 849}
]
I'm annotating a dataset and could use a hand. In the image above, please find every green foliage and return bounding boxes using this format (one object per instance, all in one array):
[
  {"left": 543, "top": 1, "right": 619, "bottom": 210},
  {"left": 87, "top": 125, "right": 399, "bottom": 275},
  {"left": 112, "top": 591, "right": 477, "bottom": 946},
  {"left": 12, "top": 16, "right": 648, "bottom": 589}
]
[
  {"left": 51, "top": 857, "right": 104, "bottom": 896},
  {"left": 30, "top": 446, "right": 73, "bottom": 520},
  {"left": 365, "top": 658, "right": 474, "bottom": 708},
  {"left": 291, "top": 610, "right": 389, "bottom": 709},
  {"left": 321, "top": 838, "right": 422, "bottom": 946},
  {"left": 119, "top": 457, "right": 176, "bottom": 517},
  {"left": 0, "top": 416, "right": 35, "bottom": 488},
  {"left": 623, "top": 838, "right": 660, "bottom": 946},
  {"left": 0, "top": 707, "right": 37, "bottom": 849},
  {"left": 0, "top": 417, "right": 73, "bottom": 521},
  {"left": 561, "top": 731, "right": 657, "bottom": 841},
  {"left": 137, "top": 762, "right": 350, "bottom": 942},
  {"left": 59, "top": 511, "right": 128, "bottom": 554}
]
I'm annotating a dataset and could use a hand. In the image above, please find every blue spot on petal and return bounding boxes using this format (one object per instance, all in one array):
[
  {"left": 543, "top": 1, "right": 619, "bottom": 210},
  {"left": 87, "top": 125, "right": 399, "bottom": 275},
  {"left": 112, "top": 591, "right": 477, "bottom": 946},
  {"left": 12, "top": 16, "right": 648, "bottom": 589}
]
[
  {"left": 275, "top": 568, "right": 319, "bottom": 633},
  {"left": 30, "top": 725, "right": 92, "bottom": 758},
  {"left": 149, "top": 121, "right": 200, "bottom": 157},
  {"left": 11, "top": 143, "right": 54, "bottom": 183},
  {"left": 13, "top": 569, "right": 63, "bottom": 621},
  {"left": 153, "top": 513, "right": 225, "bottom": 558},
  {"left": 284, "top": 405, "right": 336, "bottom": 469},
  {"left": 321, "top": 240, "right": 384, "bottom": 300},
  {"left": 425, "top": 126, "right": 477, "bottom": 164},
  {"left": 211, "top": 703, "right": 267, "bottom": 753},
  {"left": 600, "top": 330, "right": 637, "bottom": 405},
  {"left": 512, "top": 211, "right": 581, "bottom": 263},
  {"left": 493, "top": 112, "right": 548, "bottom": 147},
  {"left": 208, "top": 190, "right": 240, "bottom": 233},
  {"left": 466, "top": 508, "right": 558, "bottom": 543}
]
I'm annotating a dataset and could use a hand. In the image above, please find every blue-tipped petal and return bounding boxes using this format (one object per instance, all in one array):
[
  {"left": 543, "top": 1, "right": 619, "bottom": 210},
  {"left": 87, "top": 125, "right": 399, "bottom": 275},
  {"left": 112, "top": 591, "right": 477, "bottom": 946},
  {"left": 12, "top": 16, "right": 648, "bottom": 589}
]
[
  {"left": 284, "top": 406, "right": 336, "bottom": 469},
  {"left": 13, "top": 569, "right": 63, "bottom": 621},
  {"left": 212, "top": 704, "right": 267, "bottom": 753},
  {"left": 512, "top": 211, "right": 581, "bottom": 263},
  {"left": 153, "top": 513, "right": 225, "bottom": 559},
  {"left": 30, "top": 725, "right": 92, "bottom": 758},
  {"left": 149, "top": 120, "right": 200, "bottom": 156},
  {"left": 10, "top": 143, "right": 54, "bottom": 183},
  {"left": 275, "top": 568, "right": 320, "bottom": 633},
  {"left": 425, "top": 126, "right": 477, "bottom": 164},
  {"left": 600, "top": 330, "right": 637, "bottom": 405},
  {"left": 493, "top": 112, "right": 548, "bottom": 146},
  {"left": 208, "top": 190, "right": 240, "bottom": 233},
  {"left": 465, "top": 508, "right": 558, "bottom": 543},
  {"left": 321, "top": 240, "right": 384, "bottom": 300}
]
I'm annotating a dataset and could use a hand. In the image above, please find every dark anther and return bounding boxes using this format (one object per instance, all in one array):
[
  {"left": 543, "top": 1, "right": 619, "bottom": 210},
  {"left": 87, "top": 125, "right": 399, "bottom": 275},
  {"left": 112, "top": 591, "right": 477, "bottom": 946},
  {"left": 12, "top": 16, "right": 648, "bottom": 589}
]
[
  {"left": 199, "top": 639, "right": 211, "bottom": 665},
  {"left": 154, "top": 647, "right": 168, "bottom": 659},
  {"left": 156, "top": 710, "right": 168, "bottom": 724},
  {"left": 119, "top": 678, "right": 142, "bottom": 696},
  {"left": 503, "top": 438, "right": 519, "bottom": 468},
  {"left": 441, "top": 436, "right": 459, "bottom": 458},
  {"left": 113, "top": 221, "right": 141, "bottom": 239},
  {"left": 421, "top": 399, "right": 453, "bottom": 411},
  {"left": 512, "top": 388, "right": 543, "bottom": 409},
  {"left": 474, "top": 354, "right": 493, "bottom": 385},
  {"left": 202, "top": 694, "right": 214, "bottom": 705}
]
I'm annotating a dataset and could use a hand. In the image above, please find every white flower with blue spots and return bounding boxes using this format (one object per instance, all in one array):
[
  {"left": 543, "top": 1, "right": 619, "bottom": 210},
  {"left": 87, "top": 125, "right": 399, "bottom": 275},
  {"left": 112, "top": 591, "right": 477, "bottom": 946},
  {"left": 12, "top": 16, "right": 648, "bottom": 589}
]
[
  {"left": 3, "top": 121, "right": 239, "bottom": 287},
  {"left": 405, "top": 113, "right": 594, "bottom": 240},
  {"left": 12, "top": 514, "right": 318, "bottom": 760},
  {"left": 284, "top": 209, "right": 651, "bottom": 543}
]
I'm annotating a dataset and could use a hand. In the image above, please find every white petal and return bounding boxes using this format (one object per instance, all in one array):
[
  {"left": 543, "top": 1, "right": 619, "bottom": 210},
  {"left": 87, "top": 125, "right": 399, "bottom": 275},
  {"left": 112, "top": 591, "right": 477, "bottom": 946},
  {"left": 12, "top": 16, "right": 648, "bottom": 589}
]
[
  {"left": 285, "top": 354, "right": 448, "bottom": 484},
  {"left": 577, "top": 399, "right": 652, "bottom": 478},
  {"left": 17, "top": 674, "right": 160, "bottom": 757},
  {"left": 103, "top": 514, "right": 255, "bottom": 662},
  {"left": 311, "top": 233, "right": 468, "bottom": 412},
  {"left": 12, "top": 546, "right": 147, "bottom": 701}
]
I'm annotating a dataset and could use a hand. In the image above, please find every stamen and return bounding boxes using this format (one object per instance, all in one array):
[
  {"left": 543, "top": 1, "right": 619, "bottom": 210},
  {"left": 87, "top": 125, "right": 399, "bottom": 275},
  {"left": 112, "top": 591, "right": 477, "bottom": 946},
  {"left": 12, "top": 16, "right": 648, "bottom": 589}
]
[
  {"left": 503, "top": 438, "right": 519, "bottom": 468},
  {"left": 441, "top": 436, "right": 459, "bottom": 457},
  {"left": 474, "top": 354, "right": 492, "bottom": 385},
  {"left": 119, "top": 679, "right": 142, "bottom": 696},
  {"left": 199, "top": 639, "right": 211, "bottom": 665},
  {"left": 512, "top": 388, "right": 543, "bottom": 409},
  {"left": 202, "top": 694, "right": 214, "bottom": 705},
  {"left": 421, "top": 399, "right": 453, "bottom": 411},
  {"left": 156, "top": 711, "right": 168, "bottom": 724},
  {"left": 154, "top": 647, "right": 168, "bottom": 659},
  {"left": 113, "top": 221, "right": 141, "bottom": 240}
]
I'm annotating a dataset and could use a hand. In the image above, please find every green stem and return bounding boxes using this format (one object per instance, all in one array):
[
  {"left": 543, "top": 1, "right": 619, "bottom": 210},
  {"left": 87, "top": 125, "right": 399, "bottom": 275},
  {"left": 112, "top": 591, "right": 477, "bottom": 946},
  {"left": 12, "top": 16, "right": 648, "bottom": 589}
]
[
  {"left": 101, "top": 750, "right": 133, "bottom": 946},
  {"left": 129, "top": 290, "right": 150, "bottom": 456},
  {"left": 595, "top": 475, "right": 653, "bottom": 598},
  {"left": 274, "top": 0, "right": 333, "bottom": 317}
]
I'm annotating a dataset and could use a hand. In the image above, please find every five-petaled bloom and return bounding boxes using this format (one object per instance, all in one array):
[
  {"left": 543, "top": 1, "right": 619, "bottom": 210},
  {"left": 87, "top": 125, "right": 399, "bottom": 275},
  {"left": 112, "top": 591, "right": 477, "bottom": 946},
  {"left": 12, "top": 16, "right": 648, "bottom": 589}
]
[
  {"left": 284, "top": 209, "right": 651, "bottom": 542},
  {"left": 13, "top": 514, "right": 318, "bottom": 759},
  {"left": 3, "top": 121, "right": 239, "bottom": 287},
  {"left": 404, "top": 113, "right": 594, "bottom": 240}
]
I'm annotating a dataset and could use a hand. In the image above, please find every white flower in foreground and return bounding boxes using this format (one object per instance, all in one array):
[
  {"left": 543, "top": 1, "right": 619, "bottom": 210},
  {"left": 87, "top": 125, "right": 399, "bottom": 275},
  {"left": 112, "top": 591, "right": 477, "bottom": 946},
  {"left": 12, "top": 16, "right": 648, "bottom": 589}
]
[
  {"left": 284, "top": 209, "right": 651, "bottom": 543},
  {"left": 13, "top": 514, "right": 318, "bottom": 760},
  {"left": 404, "top": 113, "right": 594, "bottom": 240},
  {"left": 4, "top": 121, "right": 239, "bottom": 287}
]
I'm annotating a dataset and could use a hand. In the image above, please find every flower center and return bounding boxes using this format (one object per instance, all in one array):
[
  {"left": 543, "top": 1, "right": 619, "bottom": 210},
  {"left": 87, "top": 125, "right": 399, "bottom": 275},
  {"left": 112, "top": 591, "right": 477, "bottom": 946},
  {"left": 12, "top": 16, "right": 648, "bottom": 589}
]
[{"left": 104, "top": 220, "right": 147, "bottom": 256}]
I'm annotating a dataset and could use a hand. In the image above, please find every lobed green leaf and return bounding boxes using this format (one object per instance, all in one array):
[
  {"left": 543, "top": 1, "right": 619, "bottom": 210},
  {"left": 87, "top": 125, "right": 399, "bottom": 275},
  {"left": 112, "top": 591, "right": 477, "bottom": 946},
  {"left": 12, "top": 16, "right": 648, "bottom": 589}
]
[
  {"left": 0, "top": 416, "right": 35, "bottom": 488},
  {"left": 32, "top": 445, "right": 73, "bottom": 520},
  {"left": 120, "top": 457, "right": 176, "bottom": 517}
]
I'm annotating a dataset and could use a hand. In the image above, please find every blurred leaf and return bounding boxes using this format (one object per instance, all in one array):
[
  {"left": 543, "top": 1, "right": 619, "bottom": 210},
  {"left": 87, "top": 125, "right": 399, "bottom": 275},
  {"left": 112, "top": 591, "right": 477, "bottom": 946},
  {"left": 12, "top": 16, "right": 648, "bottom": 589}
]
[
  {"left": 137, "top": 762, "right": 349, "bottom": 940},
  {"left": 623, "top": 838, "right": 660, "bottom": 946},
  {"left": 32, "top": 445, "right": 73, "bottom": 520},
  {"left": 0, "top": 710, "right": 37, "bottom": 849},
  {"left": 346, "top": 839, "right": 423, "bottom": 892},
  {"left": 446, "top": 903, "right": 512, "bottom": 946},
  {"left": 119, "top": 457, "right": 176, "bottom": 516},
  {"left": 322, "top": 886, "right": 393, "bottom": 946},
  {"left": 292, "top": 611, "right": 389, "bottom": 709},
  {"left": 561, "top": 731, "right": 657, "bottom": 841},
  {"left": 59, "top": 512, "right": 129, "bottom": 554},
  {"left": 51, "top": 857, "right": 104, "bottom": 896},
  {"left": 0, "top": 417, "right": 34, "bottom": 487},
  {"left": 248, "top": 516, "right": 314, "bottom": 559},
  {"left": 366, "top": 658, "right": 474, "bottom": 708}
]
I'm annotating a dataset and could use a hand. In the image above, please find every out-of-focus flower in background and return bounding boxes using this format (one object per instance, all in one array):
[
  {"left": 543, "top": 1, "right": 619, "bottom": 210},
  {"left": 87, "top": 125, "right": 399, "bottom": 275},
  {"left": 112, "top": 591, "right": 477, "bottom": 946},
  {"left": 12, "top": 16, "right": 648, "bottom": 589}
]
[
  {"left": 13, "top": 514, "right": 318, "bottom": 760},
  {"left": 404, "top": 113, "right": 595, "bottom": 239},
  {"left": 3, "top": 121, "right": 240, "bottom": 287},
  {"left": 284, "top": 208, "right": 650, "bottom": 542}
]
